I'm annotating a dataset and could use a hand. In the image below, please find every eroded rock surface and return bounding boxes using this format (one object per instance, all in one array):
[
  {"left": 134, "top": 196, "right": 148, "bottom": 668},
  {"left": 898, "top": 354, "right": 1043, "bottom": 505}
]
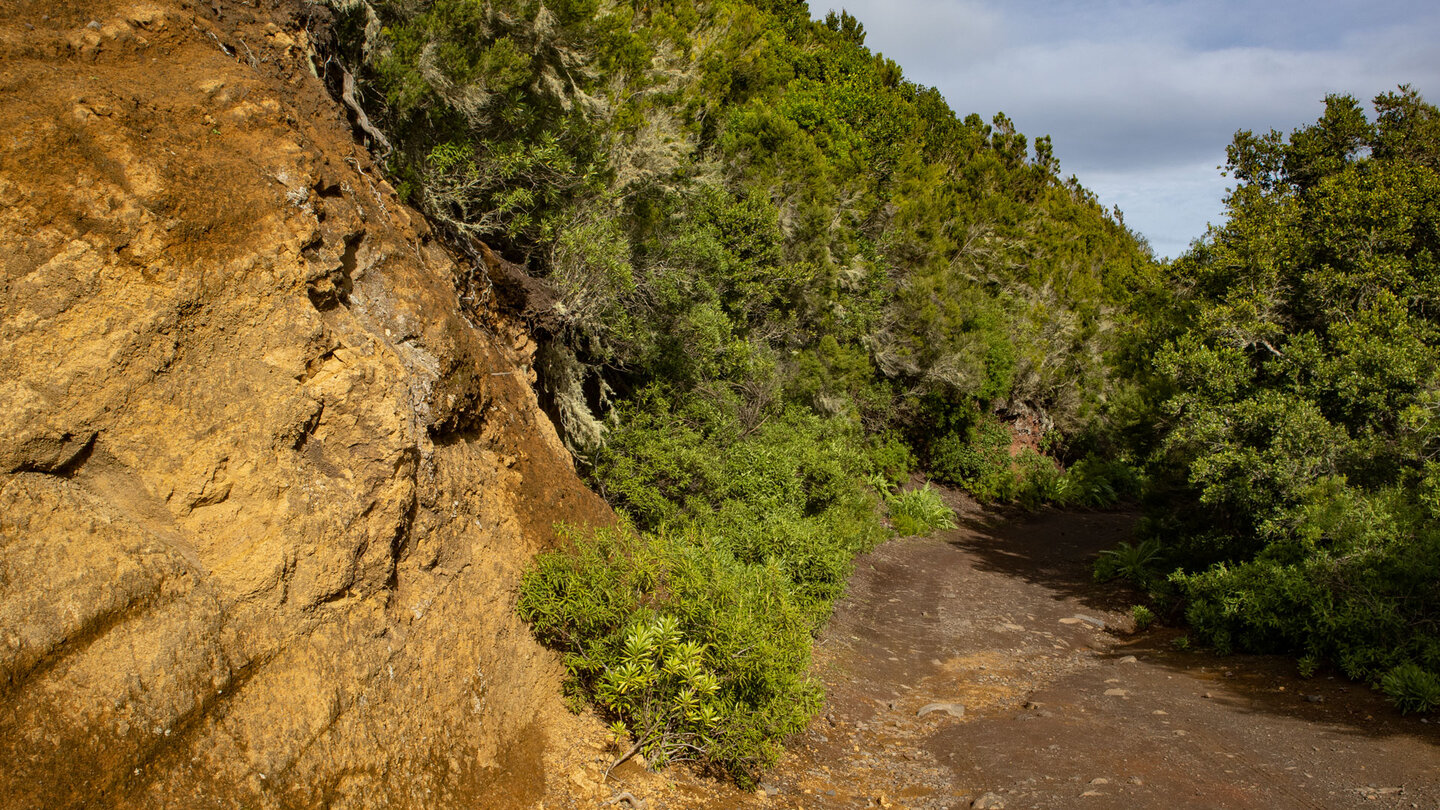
[{"left": 0, "top": 1, "right": 609, "bottom": 806}]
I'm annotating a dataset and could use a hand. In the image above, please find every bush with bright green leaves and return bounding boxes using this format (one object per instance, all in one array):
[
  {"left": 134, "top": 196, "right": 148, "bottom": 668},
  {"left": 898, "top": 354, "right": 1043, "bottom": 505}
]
[
  {"left": 521, "top": 384, "right": 902, "bottom": 778},
  {"left": 884, "top": 483, "right": 958, "bottom": 536},
  {"left": 1140, "top": 88, "right": 1440, "bottom": 713},
  {"left": 1093, "top": 537, "right": 1164, "bottom": 590},
  {"left": 1131, "top": 604, "right": 1155, "bottom": 631},
  {"left": 926, "top": 405, "right": 1013, "bottom": 498},
  {"left": 518, "top": 524, "right": 820, "bottom": 783},
  {"left": 1056, "top": 457, "right": 1143, "bottom": 508},
  {"left": 1381, "top": 663, "right": 1440, "bottom": 715},
  {"left": 592, "top": 386, "right": 888, "bottom": 618}
]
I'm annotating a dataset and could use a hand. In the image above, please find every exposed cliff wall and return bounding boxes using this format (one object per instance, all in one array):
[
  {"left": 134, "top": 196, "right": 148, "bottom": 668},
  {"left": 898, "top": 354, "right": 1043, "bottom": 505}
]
[{"left": 0, "top": 1, "right": 610, "bottom": 806}]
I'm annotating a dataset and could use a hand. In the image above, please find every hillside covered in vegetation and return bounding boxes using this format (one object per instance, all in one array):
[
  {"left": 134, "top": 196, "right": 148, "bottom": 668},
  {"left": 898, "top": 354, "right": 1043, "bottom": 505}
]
[{"left": 315, "top": 0, "right": 1440, "bottom": 783}]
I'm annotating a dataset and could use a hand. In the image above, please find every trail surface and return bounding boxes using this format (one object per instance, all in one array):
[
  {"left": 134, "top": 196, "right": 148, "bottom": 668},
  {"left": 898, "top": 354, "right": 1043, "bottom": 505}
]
[{"left": 603, "top": 491, "right": 1440, "bottom": 809}]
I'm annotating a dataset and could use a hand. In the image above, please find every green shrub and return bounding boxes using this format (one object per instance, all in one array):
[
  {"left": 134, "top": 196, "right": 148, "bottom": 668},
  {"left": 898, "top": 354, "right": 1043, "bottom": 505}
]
[
  {"left": 1131, "top": 604, "right": 1155, "bottom": 630},
  {"left": 885, "top": 483, "right": 957, "bottom": 536},
  {"left": 867, "top": 433, "right": 916, "bottom": 488},
  {"left": 591, "top": 389, "right": 887, "bottom": 612},
  {"left": 1381, "top": 663, "right": 1440, "bottom": 714},
  {"left": 1012, "top": 448, "right": 1064, "bottom": 509},
  {"left": 928, "top": 410, "right": 1012, "bottom": 499},
  {"left": 1173, "top": 531, "right": 1440, "bottom": 685},
  {"left": 518, "top": 524, "right": 822, "bottom": 783},
  {"left": 526, "top": 388, "right": 892, "bottom": 780},
  {"left": 1056, "top": 457, "right": 1142, "bottom": 508},
  {"left": 1141, "top": 91, "right": 1440, "bottom": 707},
  {"left": 1094, "top": 538, "right": 1164, "bottom": 589}
]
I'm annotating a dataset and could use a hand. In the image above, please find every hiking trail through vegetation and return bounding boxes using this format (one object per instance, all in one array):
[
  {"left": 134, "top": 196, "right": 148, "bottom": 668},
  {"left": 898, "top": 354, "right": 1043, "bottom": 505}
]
[{"left": 548, "top": 488, "right": 1440, "bottom": 810}]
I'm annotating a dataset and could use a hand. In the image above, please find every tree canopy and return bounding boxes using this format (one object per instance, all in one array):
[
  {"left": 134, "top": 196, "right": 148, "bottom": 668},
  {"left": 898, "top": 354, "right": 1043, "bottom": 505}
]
[{"left": 1145, "top": 87, "right": 1440, "bottom": 711}]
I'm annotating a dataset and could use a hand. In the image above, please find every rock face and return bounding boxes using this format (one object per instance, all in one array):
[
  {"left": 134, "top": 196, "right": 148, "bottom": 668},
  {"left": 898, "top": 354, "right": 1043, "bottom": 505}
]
[{"left": 0, "top": 1, "right": 610, "bottom": 806}]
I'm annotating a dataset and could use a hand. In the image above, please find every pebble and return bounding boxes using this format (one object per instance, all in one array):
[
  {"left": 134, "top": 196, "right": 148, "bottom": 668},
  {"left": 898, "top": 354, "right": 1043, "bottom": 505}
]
[
  {"left": 972, "top": 793, "right": 1006, "bottom": 809},
  {"left": 1118, "top": 655, "right": 1138, "bottom": 664},
  {"left": 1104, "top": 688, "right": 1128, "bottom": 697}
]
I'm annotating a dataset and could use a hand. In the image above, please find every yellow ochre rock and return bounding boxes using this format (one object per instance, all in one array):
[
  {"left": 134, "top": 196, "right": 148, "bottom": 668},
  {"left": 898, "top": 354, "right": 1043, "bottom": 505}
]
[{"left": 0, "top": 3, "right": 609, "bottom": 807}]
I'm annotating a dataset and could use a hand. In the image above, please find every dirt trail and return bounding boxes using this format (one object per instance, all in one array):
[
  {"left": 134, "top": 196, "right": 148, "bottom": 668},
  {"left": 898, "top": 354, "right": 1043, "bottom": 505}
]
[{"left": 610, "top": 490, "right": 1440, "bottom": 810}]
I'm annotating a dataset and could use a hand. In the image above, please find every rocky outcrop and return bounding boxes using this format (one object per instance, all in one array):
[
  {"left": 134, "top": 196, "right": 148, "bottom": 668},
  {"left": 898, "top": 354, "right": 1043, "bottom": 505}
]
[{"left": 0, "top": 1, "right": 610, "bottom": 806}]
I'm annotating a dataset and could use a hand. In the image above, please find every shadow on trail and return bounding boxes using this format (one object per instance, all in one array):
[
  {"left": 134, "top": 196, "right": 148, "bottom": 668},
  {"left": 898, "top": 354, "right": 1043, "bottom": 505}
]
[
  {"left": 938, "top": 489, "right": 1440, "bottom": 745},
  {"left": 943, "top": 496, "right": 1141, "bottom": 616},
  {"left": 1104, "top": 628, "right": 1440, "bottom": 746}
]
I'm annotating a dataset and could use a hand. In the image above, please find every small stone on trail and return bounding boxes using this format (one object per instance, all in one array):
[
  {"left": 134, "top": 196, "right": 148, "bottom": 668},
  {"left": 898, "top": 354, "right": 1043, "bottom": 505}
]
[
  {"left": 972, "top": 793, "right": 1006, "bottom": 809},
  {"left": 1089, "top": 777, "right": 1110, "bottom": 785},
  {"left": 1081, "top": 790, "right": 1104, "bottom": 797},
  {"left": 1104, "top": 688, "right": 1128, "bottom": 697},
  {"left": 918, "top": 702, "right": 966, "bottom": 718},
  {"left": 1059, "top": 618, "right": 1083, "bottom": 625},
  {"left": 1118, "top": 655, "right": 1138, "bottom": 664},
  {"left": 1074, "top": 614, "right": 1107, "bottom": 629}
]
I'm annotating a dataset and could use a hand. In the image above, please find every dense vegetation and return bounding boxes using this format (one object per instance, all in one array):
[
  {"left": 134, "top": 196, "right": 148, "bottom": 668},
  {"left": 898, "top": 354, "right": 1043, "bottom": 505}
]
[
  {"left": 1140, "top": 88, "right": 1440, "bottom": 713},
  {"left": 317, "top": 0, "right": 1439, "bottom": 783}
]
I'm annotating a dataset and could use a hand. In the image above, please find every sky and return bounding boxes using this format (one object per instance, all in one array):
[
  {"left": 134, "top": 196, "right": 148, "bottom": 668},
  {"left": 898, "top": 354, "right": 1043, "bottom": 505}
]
[{"left": 810, "top": 0, "right": 1440, "bottom": 259}]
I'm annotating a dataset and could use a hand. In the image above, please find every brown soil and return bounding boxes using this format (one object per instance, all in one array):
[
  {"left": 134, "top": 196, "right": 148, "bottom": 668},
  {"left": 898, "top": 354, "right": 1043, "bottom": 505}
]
[{"left": 570, "top": 490, "right": 1440, "bottom": 809}]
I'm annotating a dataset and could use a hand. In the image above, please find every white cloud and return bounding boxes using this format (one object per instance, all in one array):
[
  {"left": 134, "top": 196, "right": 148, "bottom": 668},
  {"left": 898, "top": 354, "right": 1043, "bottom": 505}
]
[
  {"left": 811, "top": 0, "right": 1440, "bottom": 254},
  {"left": 837, "top": 0, "right": 1007, "bottom": 70},
  {"left": 1082, "top": 161, "right": 1231, "bottom": 260}
]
